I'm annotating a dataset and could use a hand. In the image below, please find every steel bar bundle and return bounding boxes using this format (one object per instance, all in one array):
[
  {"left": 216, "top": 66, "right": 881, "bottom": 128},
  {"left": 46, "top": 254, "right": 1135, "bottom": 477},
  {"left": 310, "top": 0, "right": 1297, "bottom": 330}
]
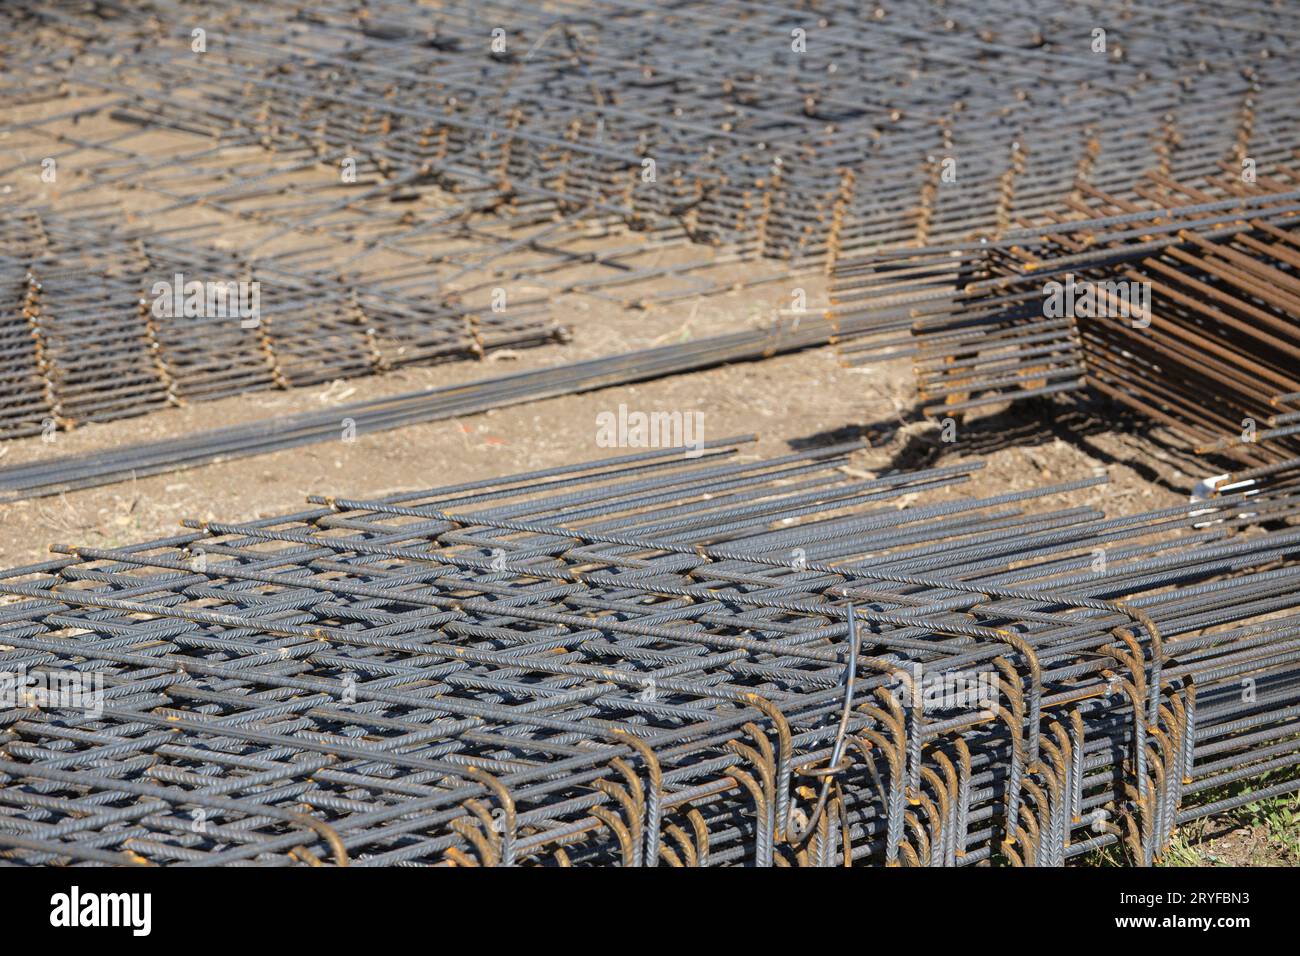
[
  {"left": 2, "top": 438, "right": 1300, "bottom": 865},
  {"left": 832, "top": 170, "right": 1300, "bottom": 480},
  {"left": 1070, "top": 178, "right": 1300, "bottom": 471},
  {"left": 0, "top": 311, "right": 873, "bottom": 503}
]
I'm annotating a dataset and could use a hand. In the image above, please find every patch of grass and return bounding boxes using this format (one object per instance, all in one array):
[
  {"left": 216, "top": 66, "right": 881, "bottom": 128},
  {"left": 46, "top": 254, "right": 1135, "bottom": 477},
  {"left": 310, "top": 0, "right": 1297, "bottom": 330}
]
[
  {"left": 1080, "top": 843, "right": 1123, "bottom": 867},
  {"left": 1157, "top": 829, "right": 1220, "bottom": 867},
  {"left": 1160, "top": 772, "right": 1300, "bottom": 866},
  {"left": 1239, "top": 792, "right": 1300, "bottom": 863},
  {"left": 1077, "top": 772, "right": 1300, "bottom": 866}
]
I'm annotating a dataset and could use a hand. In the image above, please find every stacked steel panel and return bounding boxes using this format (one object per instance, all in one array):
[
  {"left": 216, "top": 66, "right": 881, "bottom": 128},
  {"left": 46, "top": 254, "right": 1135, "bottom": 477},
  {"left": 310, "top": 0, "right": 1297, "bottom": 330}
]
[
  {"left": 0, "top": 214, "right": 57, "bottom": 436},
  {"left": 1069, "top": 179, "right": 1300, "bottom": 468},
  {"left": 832, "top": 172, "right": 1300, "bottom": 481},
  {"left": 2, "top": 440, "right": 1300, "bottom": 866},
  {"left": 0, "top": 206, "right": 557, "bottom": 437},
  {"left": 7, "top": 0, "right": 1300, "bottom": 266}
]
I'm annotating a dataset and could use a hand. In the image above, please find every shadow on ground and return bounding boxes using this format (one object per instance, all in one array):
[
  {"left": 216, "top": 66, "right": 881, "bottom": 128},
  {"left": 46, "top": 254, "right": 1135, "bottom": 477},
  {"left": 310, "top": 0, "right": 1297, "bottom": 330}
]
[{"left": 788, "top": 394, "right": 1239, "bottom": 496}]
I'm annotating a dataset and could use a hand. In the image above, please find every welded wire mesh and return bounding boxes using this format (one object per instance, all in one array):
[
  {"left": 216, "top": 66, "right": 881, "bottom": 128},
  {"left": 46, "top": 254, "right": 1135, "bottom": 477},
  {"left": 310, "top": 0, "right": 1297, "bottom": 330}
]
[{"left": 2, "top": 439, "right": 1299, "bottom": 865}]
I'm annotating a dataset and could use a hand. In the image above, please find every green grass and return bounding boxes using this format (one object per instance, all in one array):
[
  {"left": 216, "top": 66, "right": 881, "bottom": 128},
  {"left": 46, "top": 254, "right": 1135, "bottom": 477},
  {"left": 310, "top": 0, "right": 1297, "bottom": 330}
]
[
  {"left": 1158, "top": 773, "right": 1300, "bottom": 867},
  {"left": 1075, "top": 772, "right": 1300, "bottom": 866}
]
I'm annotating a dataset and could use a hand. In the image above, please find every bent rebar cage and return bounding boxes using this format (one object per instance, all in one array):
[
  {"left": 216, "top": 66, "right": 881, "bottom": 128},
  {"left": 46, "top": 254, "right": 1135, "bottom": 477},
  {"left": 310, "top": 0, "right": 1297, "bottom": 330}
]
[{"left": 2, "top": 439, "right": 1298, "bottom": 866}]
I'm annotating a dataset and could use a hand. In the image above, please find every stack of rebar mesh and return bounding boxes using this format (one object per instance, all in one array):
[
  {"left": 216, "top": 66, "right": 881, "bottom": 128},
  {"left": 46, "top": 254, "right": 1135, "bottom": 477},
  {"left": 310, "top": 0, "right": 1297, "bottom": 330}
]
[
  {"left": 3, "top": 0, "right": 1300, "bottom": 869},
  {"left": 833, "top": 169, "right": 1300, "bottom": 490},
  {"left": 3, "top": 0, "right": 1299, "bottom": 440},
  {"left": 7, "top": 0, "right": 1300, "bottom": 262},
  {"left": 2, "top": 439, "right": 1299, "bottom": 866},
  {"left": 0, "top": 204, "right": 556, "bottom": 437}
]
